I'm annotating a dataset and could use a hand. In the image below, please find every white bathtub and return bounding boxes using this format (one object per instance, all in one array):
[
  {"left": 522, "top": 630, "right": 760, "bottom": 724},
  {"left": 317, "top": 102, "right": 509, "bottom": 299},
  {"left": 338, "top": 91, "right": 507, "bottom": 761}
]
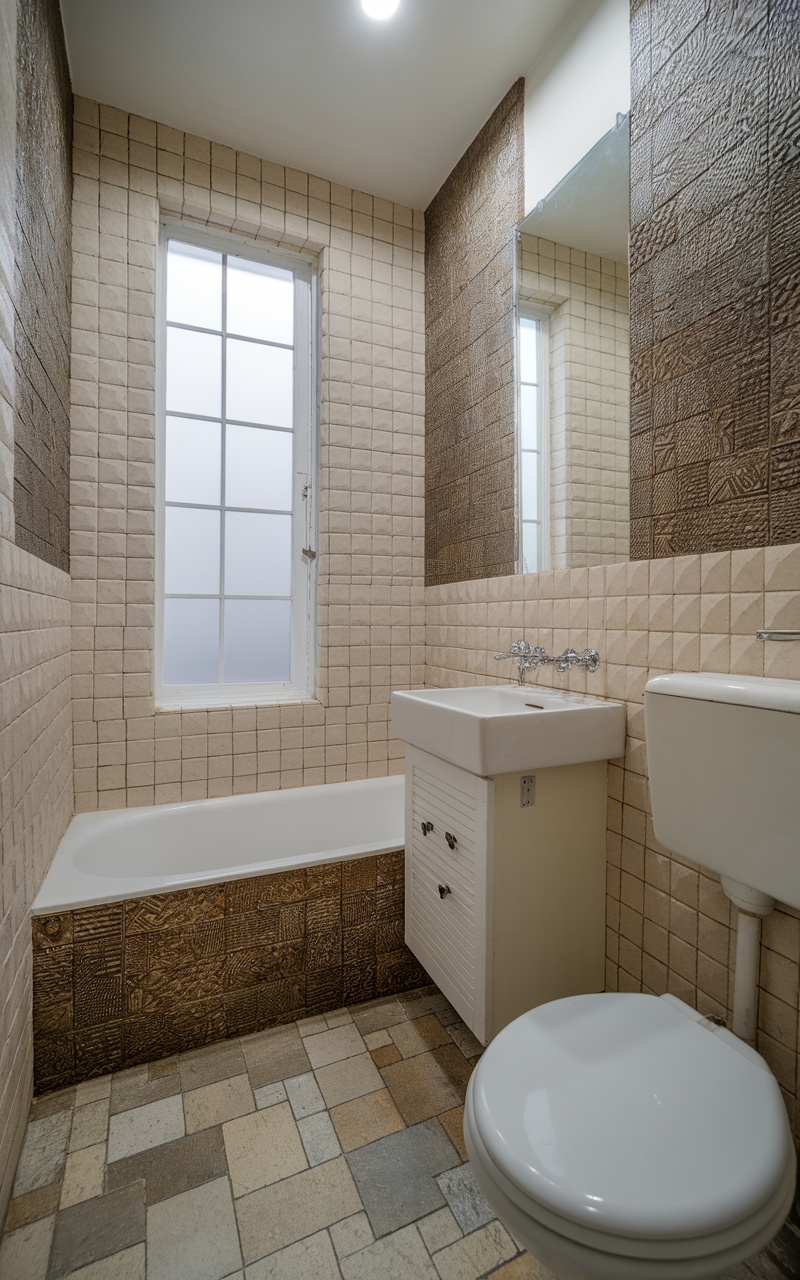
[{"left": 33, "top": 775, "right": 405, "bottom": 914}]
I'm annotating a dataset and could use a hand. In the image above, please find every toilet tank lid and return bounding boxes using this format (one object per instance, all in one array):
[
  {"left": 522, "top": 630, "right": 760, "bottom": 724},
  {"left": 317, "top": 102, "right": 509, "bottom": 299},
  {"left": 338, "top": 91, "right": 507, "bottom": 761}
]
[{"left": 645, "top": 672, "right": 800, "bottom": 714}]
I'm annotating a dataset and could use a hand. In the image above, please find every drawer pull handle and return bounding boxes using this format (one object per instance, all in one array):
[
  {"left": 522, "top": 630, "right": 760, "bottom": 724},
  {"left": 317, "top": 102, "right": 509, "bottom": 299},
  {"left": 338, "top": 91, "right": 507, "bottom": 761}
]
[
  {"left": 438, "top": 883, "right": 451, "bottom": 899},
  {"left": 420, "top": 821, "right": 433, "bottom": 836},
  {"left": 445, "top": 832, "right": 457, "bottom": 850}
]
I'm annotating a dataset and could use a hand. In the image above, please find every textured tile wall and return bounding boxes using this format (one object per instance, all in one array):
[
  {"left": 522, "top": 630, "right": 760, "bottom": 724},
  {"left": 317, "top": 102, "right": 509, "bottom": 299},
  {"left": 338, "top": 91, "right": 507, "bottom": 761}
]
[
  {"left": 0, "top": 0, "right": 73, "bottom": 1222},
  {"left": 69, "top": 98, "right": 426, "bottom": 813},
  {"left": 424, "top": 81, "right": 525, "bottom": 586},
  {"left": 425, "top": 541, "right": 800, "bottom": 1133},
  {"left": 31, "top": 851, "right": 428, "bottom": 1091},
  {"left": 629, "top": 0, "right": 800, "bottom": 558},
  {"left": 13, "top": 0, "right": 72, "bottom": 570}
]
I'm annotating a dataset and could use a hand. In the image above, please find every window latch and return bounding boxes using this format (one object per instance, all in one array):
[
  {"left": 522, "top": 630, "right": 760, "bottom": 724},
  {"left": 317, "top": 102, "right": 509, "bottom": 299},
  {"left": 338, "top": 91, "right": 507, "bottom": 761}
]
[{"left": 302, "top": 546, "right": 317, "bottom": 561}]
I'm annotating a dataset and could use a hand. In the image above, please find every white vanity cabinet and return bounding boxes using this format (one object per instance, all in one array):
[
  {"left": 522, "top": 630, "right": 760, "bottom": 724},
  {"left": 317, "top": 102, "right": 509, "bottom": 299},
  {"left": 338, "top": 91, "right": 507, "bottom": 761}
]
[{"left": 405, "top": 745, "right": 607, "bottom": 1044}]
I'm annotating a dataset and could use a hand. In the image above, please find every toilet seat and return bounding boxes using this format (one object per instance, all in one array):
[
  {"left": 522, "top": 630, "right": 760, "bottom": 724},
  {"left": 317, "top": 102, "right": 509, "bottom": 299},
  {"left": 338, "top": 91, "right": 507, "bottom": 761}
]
[{"left": 466, "top": 993, "right": 796, "bottom": 1274}]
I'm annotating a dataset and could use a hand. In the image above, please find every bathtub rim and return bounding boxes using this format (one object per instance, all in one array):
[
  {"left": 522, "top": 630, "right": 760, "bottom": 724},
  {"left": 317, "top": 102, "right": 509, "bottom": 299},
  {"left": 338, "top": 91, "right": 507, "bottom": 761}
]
[{"left": 33, "top": 774, "right": 405, "bottom": 916}]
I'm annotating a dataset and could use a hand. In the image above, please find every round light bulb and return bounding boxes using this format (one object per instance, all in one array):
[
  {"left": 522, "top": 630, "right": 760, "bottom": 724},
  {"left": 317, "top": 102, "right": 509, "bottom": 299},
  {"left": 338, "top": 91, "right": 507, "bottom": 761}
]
[{"left": 361, "top": 0, "right": 401, "bottom": 19}]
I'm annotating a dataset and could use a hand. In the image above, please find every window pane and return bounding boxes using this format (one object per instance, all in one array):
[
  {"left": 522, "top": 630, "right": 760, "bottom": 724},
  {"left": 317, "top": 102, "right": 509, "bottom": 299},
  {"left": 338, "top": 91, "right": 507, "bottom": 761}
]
[
  {"left": 163, "top": 598, "right": 220, "bottom": 684},
  {"left": 522, "top": 522, "right": 539, "bottom": 575},
  {"left": 521, "top": 451, "right": 539, "bottom": 520},
  {"left": 225, "top": 425, "right": 293, "bottom": 511},
  {"left": 166, "top": 328, "right": 222, "bottom": 417},
  {"left": 165, "top": 507, "right": 220, "bottom": 594},
  {"left": 520, "top": 384, "right": 538, "bottom": 450},
  {"left": 223, "top": 599, "right": 291, "bottom": 683},
  {"left": 224, "top": 511, "right": 291, "bottom": 596},
  {"left": 165, "top": 417, "right": 221, "bottom": 506},
  {"left": 227, "top": 258, "right": 294, "bottom": 345},
  {"left": 166, "top": 242, "right": 222, "bottom": 331},
  {"left": 519, "top": 318, "right": 538, "bottom": 384},
  {"left": 226, "top": 338, "right": 293, "bottom": 428}
]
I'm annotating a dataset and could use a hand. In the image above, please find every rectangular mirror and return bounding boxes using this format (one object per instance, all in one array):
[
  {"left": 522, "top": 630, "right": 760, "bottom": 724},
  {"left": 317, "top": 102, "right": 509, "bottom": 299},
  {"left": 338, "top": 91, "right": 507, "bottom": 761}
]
[{"left": 514, "top": 113, "right": 630, "bottom": 571}]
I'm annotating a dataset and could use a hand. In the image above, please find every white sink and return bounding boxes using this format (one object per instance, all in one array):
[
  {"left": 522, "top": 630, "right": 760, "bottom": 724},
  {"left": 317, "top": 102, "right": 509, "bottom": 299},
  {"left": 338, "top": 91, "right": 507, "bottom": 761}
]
[{"left": 391, "top": 685, "right": 626, "bottom": 776}]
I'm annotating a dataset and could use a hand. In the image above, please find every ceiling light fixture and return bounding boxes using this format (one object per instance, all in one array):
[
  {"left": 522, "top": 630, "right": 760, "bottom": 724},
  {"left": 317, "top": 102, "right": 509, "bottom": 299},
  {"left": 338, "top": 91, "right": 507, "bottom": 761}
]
[{"left": 361, "top": 0, "right": 401, "bottom": 19}]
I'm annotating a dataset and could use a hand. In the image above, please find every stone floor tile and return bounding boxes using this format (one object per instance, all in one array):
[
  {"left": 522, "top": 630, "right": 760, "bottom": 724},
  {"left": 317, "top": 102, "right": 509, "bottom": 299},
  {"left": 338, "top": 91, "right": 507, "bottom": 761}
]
[
  {"left": 418, "top": 1207, "right": 463, "bottom": 1254},
  {"left": 179, "top": 1041, "right": 247, "bottom": 1093},
  {"left": 363, "top": 1029, "right": 392, "bottom": 1050},
  {"left": 60, "top": 1242, "right": 146, "bottom": 1278},
  {"left": 4, "top": 1182, "right": 60, "bottom": 1232},
  {"left": 0, "top": 1214, "right": 54, "bottom": 1280},
  {"left": 146, "top": 1176, "right": 242, "bottom": 1280},
  {"left": 389, "top": 1014, "right": 452, "bottom": 1059},
  {"left": 488, "top": 1253, "right": 556, "bottom": 1278},
  {"left": 183, "top": 1073, "right": 253, "bottom": 1133},
  {"left": 431, "top": 1219, "right": 517, "bottom": 1280},
  {"left": 350, "top": 997, "right": 406, "bottom": 1036},
  {"left": 223, "top": 1103, "right": 308, "bottom": 1197},
  {"left": 148, "top": 1058, "right": 179, "bottom": 1081},
  {"left": 371, "top": 1044, "right": 402, "bottom": 1067},
  {"left": 315, "top": 1053, "right": 383, "bottom": 1109},
  {"left": 303, "top": 1024, "right": 366, "bottom": 1069},
  {"left": 380, "top": 1051, "right": 463, "bottom": 1125},
  {"left": 110, "top": 1068, "right": 180, "bottom": 1117},
  {"left": 107, "top": 1094, "right": 185, "bottom": 1163},
  {"left": 330, "top": 1088, "right": 404, "bottom": 1152},
  {"left": 60, "top": 1143, "right": 107, "bottom": 1208},
  {"left": 446, "top": 1021, "right": 484, "bottom": 1059},
  {"left": 253, "top": 1081, "right": 287, "bottom": 1110},
  {"left": 106, "top": 1126, "right": 227, "bottom": 1205},
  {"left": 235, "top": 1156, "right": 362, "bottom": 1263},
  {"left": 49, "top": 1183, "right": 146, "bottom": 1277},
  {"left": 12, "top": 1111, "right": 71, "bottom": 1196},
  {"left": 296, "top": 1014, "right": 328, "bottom": 1038},
  {"left": 297, "top": 1111, "right": 342, "bottom": 1166},
  {"left": 431, "top": 1043, "right": 474, "bottom": 1095},
  {"left": 324, "top": 1008, "right": 354, "bottom": 1029},
  {"left": 70, "top": 1101, "right": 111, "bottom": 1154},
  {"left": 438, "top": 1106, "right": 467, "bottom": 1161},
  {"left": 397, "top": 986, "right": 452, "bottom": 1021},
  {"left": 346, "top": 1119, "right": 460, "bottom": 1237},
  {"left": 29, "top": 1088, "right": 75, "bottom": 1121},
  {"left": 241, "top": 1025, "right": 311, "bottom": 1088},
  {"left": 329, "top": 1212, "right": 375, "bottom": 1260},
  {"left": 284, "top": 1072, "right": 326, "bottom": 1119},
  {"left": 437, "top": 1163, "right": 495, "bottom": 1235},
  {"left": 74, "top": 1077, "right": 112, "bottom": 1106},
  {"left": 245, "top": 1228, "right": 342, "bottom": 1279},
  {"left": 339, "top": 1223, "right": 438, "bottom": 1280}
]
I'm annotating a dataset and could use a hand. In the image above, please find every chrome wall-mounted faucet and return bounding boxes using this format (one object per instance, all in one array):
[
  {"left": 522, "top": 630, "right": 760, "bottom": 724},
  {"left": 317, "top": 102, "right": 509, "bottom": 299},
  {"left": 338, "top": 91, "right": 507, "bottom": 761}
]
[{"left": 494, "top": 640, "right": 600, "bottom": 685}]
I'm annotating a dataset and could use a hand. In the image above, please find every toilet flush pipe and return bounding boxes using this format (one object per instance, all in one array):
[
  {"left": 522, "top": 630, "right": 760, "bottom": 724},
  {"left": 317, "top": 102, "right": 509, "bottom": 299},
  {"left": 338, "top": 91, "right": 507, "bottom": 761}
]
[{"left": 720, "top": 876, "right": 775, "bottom": 1044}]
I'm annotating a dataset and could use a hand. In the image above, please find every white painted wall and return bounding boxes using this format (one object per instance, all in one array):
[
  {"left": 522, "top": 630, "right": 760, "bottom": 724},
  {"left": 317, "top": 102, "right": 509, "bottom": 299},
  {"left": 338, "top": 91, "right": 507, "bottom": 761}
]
[{"left": 524, "top": 0, "right": 630, "bottom": 213}]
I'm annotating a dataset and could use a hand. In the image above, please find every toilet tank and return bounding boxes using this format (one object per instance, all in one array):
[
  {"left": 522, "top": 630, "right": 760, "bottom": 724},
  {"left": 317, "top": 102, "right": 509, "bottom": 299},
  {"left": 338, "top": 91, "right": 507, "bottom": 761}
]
[{"left": 644, "top": 673, "right": 800, "bottom": 909}]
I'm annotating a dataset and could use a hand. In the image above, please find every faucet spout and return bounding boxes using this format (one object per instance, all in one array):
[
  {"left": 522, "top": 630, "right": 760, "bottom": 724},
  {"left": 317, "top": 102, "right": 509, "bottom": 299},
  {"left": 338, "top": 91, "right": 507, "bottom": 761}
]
[{"left": 494, "top": 641, "right": 600, "bottom": 683}]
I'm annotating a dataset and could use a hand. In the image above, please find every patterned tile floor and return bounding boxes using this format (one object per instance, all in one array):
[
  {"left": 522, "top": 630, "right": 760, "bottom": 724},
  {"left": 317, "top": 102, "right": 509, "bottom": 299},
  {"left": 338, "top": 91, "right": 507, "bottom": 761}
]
[{"left": 2, "top": 982, "right": 799, "bottom": 1280}]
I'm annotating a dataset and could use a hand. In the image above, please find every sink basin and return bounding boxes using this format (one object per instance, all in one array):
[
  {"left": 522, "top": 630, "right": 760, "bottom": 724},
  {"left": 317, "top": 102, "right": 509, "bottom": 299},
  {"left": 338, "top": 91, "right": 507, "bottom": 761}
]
[{"left": 391, "top": 685, "right": 626, "bottom": 776}]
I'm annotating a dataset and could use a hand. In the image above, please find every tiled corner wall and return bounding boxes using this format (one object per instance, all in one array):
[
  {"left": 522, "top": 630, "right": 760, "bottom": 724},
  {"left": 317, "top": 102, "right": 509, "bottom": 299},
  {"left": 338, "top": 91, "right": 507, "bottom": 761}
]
[
  {"left": 424, "top": 81, "right": 524, "bottom": 586},
  {"left": 0, "top": 0, "right": 74, "bottom": 1221},
  {"left": 518, "top": 233, "right": 629, "bottom": 568},
  {"left": 425, "top": 541, "right": 800, "bottom": 1133},
  {"left": 69, "top": 98, "right": 425, "bottom": 814}
]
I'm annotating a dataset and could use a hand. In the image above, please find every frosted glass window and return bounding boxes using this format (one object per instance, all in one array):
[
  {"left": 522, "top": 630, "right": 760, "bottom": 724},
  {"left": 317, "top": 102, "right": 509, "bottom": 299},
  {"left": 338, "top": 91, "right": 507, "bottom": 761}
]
[
  {"left": 166, "top": 243, "right": 222, "bottom": 330},
  {"left": 226, "top": 339, "right": 293, "bottom": 428},
  {"left": 225, "top": 426, "right": 293, "bottom": 511},
  {"left": 522, "top": 523, "right": 539, "bottom": 575},
  {"left": 223, "top": 600, "right": 291, "bottom": 683},
  {"left": 163, "top": 599, "right": 220, "bottom": 684},
  {"left": 165, "top": 417, "right": 221, "bottom": 506},
  {"left": 164, "top": 507, "right": 220, "bottom": 594},
  {"left": 166, "top": 328, "right": 221, "bottom": 417},
  {"left": 520, "top": 318, "right": 538, "bottom": 383},
  {"left": 225, "top": 512, "right": 292, "bottom": 597},
  {"left": 520, "top": 385, "right": 538, "bottom": 450},
  {"left": 227, "top": 258, "right": 294, "bottom": 345},
  {"left": 521, "top": 452, "right": 539, "bottom": 514}
]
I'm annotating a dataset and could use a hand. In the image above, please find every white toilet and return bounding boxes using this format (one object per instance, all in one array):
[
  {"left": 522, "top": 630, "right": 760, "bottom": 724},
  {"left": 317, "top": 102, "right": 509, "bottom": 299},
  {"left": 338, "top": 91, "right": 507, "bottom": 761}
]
[{"left": 465, "top": 673, "right": 800, "bottom": 1280}]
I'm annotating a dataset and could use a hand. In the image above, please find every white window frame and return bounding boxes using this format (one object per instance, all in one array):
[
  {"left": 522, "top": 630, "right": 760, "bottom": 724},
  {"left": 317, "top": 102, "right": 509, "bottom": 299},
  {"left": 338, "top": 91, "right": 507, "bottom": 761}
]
[
  {"left": 516, "top": 302, "right": 551, "bottom": 574},
  {"left": 155, "top": 219, "right": 318, "bottom": 709}
]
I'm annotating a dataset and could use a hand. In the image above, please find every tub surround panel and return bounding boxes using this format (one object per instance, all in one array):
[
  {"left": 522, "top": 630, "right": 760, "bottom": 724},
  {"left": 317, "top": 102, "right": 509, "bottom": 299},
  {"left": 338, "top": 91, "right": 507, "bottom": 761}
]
[
  {"left": 32, "top": 851, "right": 428, "bottom": 1090},
  {"left": 425, "top": 539, "right": 800, "bottom": 1134},
  {"left": 629, "top": 0, "right": 800, "bottom": 558},
  {"left": 13, "top": 0, "right": 72, "bottom": 570},
  {"left": 69, "top": 97, "right": 425, "bottom": 814},
  {"left": 424, "top": 80, "right": 524, "bottom": 586}
]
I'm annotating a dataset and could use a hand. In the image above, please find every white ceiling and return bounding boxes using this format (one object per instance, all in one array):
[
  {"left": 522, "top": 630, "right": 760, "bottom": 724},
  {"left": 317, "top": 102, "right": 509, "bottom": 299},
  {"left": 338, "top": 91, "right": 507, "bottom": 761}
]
[{"left": 60, "top": 0, "right": 583, "bottom": 210}]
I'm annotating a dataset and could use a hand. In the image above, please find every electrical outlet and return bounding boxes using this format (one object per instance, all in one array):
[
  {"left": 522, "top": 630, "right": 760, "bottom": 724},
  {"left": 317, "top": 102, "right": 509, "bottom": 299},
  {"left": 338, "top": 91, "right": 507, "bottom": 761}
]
[{"left": 520, "top": 775, "right": 535, "bottom": 807}]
